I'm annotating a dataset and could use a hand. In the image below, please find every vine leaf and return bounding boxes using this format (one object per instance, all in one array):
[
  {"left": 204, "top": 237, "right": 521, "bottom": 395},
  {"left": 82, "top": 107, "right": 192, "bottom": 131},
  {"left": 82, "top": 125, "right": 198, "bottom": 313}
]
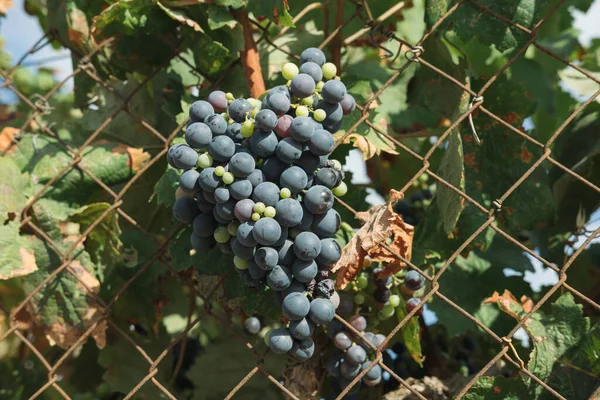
[
  {"left": 333, "top": 131, "right": 398, "bottom": 160},
  {"left": 70, "top": 202, "right": 123, "bottom": 270},
  {"left": 0, "top": 156, "right": 28, "bottom": 224},
  {"left": 157, "top": 1, "right": 204, "bottom": 32},
  {"left": 483, "top": 290, "right": 538, "bottom": 339},
  {"left": 0, "top": 221, "right": 37, "bottom": 280},
  {"left": 0, "top": 126, "right": 19, "bottom": 151},
  {"left": 332, "top": 190, "right": 414, "bottom": 289},
  {"left": 22, "top": 237, "right": 108, "bottom": 349},
  {"left": 396, "top": 296, "right": 424, "bottom": 366}
]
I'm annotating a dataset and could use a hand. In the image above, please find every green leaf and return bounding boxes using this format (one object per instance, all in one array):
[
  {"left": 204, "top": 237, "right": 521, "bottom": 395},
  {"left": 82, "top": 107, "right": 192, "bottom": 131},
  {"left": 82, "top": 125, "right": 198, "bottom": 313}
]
[
  {"left": 527, "top": 293, "right": 590, "bottom": 381},
  {"left": 0, "top": 157, "right": 28, "bottom": 223},
  {"left": 246, "top": 0, "right": 295, "bottom": 27},
  {"left": 0, "top": 221, "right": 38, "bottom": 280},
  {"left": 223, "top": 274, "right": 281, "bottom": 322},
  {"left": 449, "top": 0, "right": 551, "bottom": 52},
  {"left": 395, "top": 297, "right": 423, "bottom": 366},
  {"left": 157, "top": 1, "right": 204, "bottom": 33},
  {"left": 21, "top": 236, "right": 107, "bottom": 349},
  {"left": 425, "top": 0, "right": 448, "bottom": 30},
  {"left": 168, "top": 226, "right": 232, "bottom": 273},
  {"left": 152, "top": 164, "right": 182, "bottom": 208},
  {"left": 12, "top": 135, "right": 148, "bottom": 205},
  {"left": 549, "top": 102, "right": 600, "bottom": 231},
  {"left": 207, "top": 5, "right": 237, "bottom": 30},
  {"left": 98, "top": 324, "right": 173, "bottom": 396},
  {"left": 464, "top": 75, "right": 554, "bottom": 233},
  {"left": 70, "top": 202, "right": 123, "bottom": 271},
  {"left": 464, "top": 375, "right": 530, "bottom": 400},
  {"left": 186, "top": 334, "right": 286, "bottom": 400}
]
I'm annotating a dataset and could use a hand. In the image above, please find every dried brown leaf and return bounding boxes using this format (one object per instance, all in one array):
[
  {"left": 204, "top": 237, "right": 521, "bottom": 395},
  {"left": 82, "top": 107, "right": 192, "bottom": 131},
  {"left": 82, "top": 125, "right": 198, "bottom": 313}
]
[
  {"left": 0, "top": 127, "right": 19, "bottom": 151},
  {"left": 484, "top": 290, "right": 537, "bottom": 340},
  {"left": 0, "top": 0, "right": 13, "bottom": 14},
  {"left": 333, "top": 190, "right": 414, "bottom": 289}
]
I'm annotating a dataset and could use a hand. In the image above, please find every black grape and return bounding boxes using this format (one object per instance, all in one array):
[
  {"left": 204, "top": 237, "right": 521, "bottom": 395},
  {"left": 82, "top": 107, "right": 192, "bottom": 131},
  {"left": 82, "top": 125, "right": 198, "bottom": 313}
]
[
  {"left": 185, "top": 122, "right": 212, "bottom": 148},
  {"left": 173, "top": 196, "right": 199, "bottom": 224}
]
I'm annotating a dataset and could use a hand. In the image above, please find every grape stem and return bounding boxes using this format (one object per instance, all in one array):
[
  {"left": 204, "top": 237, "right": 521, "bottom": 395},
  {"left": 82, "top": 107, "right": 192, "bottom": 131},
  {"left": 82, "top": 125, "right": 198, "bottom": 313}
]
[{"left": 231, "top": 8, "right": 266, "bottom": 98}]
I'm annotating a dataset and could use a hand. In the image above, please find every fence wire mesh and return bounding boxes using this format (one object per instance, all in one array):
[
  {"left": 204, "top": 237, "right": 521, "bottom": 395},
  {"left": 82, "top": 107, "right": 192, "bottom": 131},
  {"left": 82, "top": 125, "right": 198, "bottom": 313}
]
[{"left": 1, "top": 0, "right": 599, "bottom": 399}]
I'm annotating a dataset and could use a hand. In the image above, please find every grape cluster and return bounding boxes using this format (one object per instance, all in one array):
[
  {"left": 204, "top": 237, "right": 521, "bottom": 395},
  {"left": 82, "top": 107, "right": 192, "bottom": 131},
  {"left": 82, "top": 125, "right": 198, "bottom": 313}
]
[
  {"left": 168, "top": 48, "right": 357, "bottom": 361},
  {"left": 325, "top": 316, "right": 386, "bottom": 390},
  {"left": 352, "top": 257, "right": 425, "bottom": 324},
  {"left": 393, "top": 173, "right": 434, "bottom": 226}
]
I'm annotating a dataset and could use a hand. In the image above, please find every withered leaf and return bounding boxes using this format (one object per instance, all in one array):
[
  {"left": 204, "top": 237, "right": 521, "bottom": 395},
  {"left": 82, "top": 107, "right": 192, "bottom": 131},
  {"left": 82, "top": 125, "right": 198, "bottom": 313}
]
[{"left": 332, "top": 190, "right": 414, "bottom": 289}]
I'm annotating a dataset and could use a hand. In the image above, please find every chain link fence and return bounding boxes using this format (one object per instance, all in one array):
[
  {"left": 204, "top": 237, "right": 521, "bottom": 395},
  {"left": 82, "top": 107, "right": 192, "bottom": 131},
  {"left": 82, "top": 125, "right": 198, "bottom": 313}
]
[{"left": 1, "top": 0, "right": 599, "bottom": 399}]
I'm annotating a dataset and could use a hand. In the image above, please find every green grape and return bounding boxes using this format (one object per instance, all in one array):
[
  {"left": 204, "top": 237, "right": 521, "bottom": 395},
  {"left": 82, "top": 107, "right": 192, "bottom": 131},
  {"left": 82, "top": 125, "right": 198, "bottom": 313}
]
[
  {"left": 282, "top": 62, "right": 299, "bottom": 80},
  {"left": 197, "top": 153, "right": 213, "bottom": 168},
  {"left": 234, "top": 256, "right": 248, "bottom": 270},
  {"left": 223, "top": 172, "right": 234, "bottom": 184},
  {"left": 251, "top": 212, "right": 261, "bottom": 222},
  {"left": 296, "top": 106, "right": 309, "bottom": 117},
  {"left": 241, "top": 120, "right": 255, "bottom": 138},
  {"left": 263, "top": 329, "right": 273, "bottom": 346},
  {"left": 356, "top": 275, "right": 368, "bottom": 289},
  {"left": 302, "top": 96, "right": 314, "bottom": 107},
  {"left": 316, "top": 81, "right": 325, "bottom": 92},
  {"left": 227, "top": 221, "right": 239, "bottom": 236},
  {"left": 322, "top": 62, "right": 337, "bottom": 79},
  {"left": 280, "top": 188, "right": 291, "bottom": 199},
  {"left": 388, "top": 294, "right": 400, "bottom": 308},
  {"left": 379, "top": 304, "right": 395, "bottom": 319},
  {"left": 215, "top": 166, "right": 225, "bottom": 177},
  {"left": 264, "top": 206, "right": 276, "bottom": 218},
  {"left": 331, "top": 159, "right": 342, "bottom": 170},
  {"left": 332, "top": 181, "right": 348, "bottom": 197},
  {"left": 226, "top": 92, "right": 235, "bottom": 101},
  {"left": 419, "top": 173, "right": 429, "bottom": 183},
  {"left": 354, "top": 293, "right": 365, "bottom": 305},
  {"left": 289, "top": 229, "right": 301, "bottom": 239},
  {"left": 313, "top": 109, "right": 326, "bottom": 122},
  {"left": 254, "top": 202, "right": 266, "bottom": 214},
  {"left": 214, "top": 226, "right": 231, "bottom": 243}
]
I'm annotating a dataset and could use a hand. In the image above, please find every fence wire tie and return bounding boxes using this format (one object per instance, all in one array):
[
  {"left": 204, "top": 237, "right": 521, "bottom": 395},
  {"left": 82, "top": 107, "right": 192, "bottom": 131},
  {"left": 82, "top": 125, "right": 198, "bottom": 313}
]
[
  {"left": 501, "top": 336, "right": 525, "bottom": 369},
  {"left": 468, "top": 95, "right": 484, "bottom": 145},
  {"left": 405, "top": 45, "right": 424, "bottom": 62},
  {"left": 31, "top": 94, "right": 54, "bottom": 116}
]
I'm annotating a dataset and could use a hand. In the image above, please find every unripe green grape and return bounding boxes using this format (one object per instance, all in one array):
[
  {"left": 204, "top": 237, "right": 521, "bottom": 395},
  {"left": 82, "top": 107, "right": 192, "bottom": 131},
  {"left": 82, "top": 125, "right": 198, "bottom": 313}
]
[
  {"left": 388, "top": 294, "right": 400, "bottom": 308},
  {"left": 313, "top": 109, "right": 326, "bottom": 122},
  {"left": 289, "top": 229, "right": 301, "bottom": 239},
  {"left": 234, "top": 256, "right": 248, "bottom": 270},
  {"left": 227, "top": 221, "right": 239, "bottom": 236},
  {"left": 251, "top": 212, "right": 261, "bottom": 222},
  {"left": 197, "top": 152, "right": 213, "bottom": 168},
  {"left": 316, "top": 81, "right": 325, "bottom": 92},
  {"left": 379, "top": 304, "right": 395, "bottom": 319},
  {"left": 256, "top": 159, "right": 264, "bottom": 168},
  {"left": 296, "top": 106, "right": 309, "bottom": 117},
  {"left": 322, "top": 62, "right": 337, "bottom": 80},
  {"left": 355, "top": 293, "right": 365, "bottom": 305},
  {"left": 226, "top": 92, "right": 234, "bottom": 101},
  {"left": 302, "top": 96, "right": 314, "bottom": 107},
  {"left": 356, "top": 275, "right": 368, "bottom": 289},
  {"left": 241, "top": 120, "right": 255, "bottom": 138},
  {"left": 263, "top": 329, "right": 273, "bottom": 346},
  {"left": 282, "top": 63, "right": 299, "bottom": 80},
  {"left": 331, "top": 159, "right": 342, "bottom": 170},
  {"left": 214, "top": 226, "right": 231, "bottom": 243},
  {"left": 254, "top": 202, "right": 266, "bottom": 214},
  {"left": 223, "top": 172, "right": 234, "bottom": 184},
  {"left": 332, "top": 182, "right": 348, "bottom": 197},
  {"left": 215, "top": 166, "right": 225, "bottom": 177},
  {"left": 280, "top": 188, "right": 291, "bottom": 199},
  {"left": 264, "top": 206, "right": 276, "bottom": 218}
]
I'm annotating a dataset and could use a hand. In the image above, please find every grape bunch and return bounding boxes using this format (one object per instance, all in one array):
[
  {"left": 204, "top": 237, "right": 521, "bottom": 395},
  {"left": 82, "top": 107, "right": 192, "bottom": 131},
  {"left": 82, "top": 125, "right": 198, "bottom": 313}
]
[
  {"left": 168, "top": 48, "right": 357, "bottom": 361},
  {"left": 325, "top": 316, "right": 386, "bottom": 390}
]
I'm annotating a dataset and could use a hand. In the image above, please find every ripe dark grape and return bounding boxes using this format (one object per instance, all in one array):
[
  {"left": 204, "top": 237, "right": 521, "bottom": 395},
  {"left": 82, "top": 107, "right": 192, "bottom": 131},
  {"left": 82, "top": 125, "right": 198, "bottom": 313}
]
[
  {"left": 179, "top": 169, "right": 200, "bottom": 193},
  {"left": 276, "top": 137, "right": 303, "bottom": 163},
  {"left": 299, "top": 61, "right": 323, "bottom": 82},
  {"left": 315, "top": 279, "right": 335, "bottom": 298},
  {"left": 261, "top": 156, "right": 288, "bottom": 181},
  {"left": 346, "top": 346, "right": 367, "bottom": 365},
  {"left": 268, "top": 328, "right": 293, "bottom": 354},
  {"left": 189, "top": 100, "right": 214, "bottom": 122},
  {"left": 315, "top": 167, "right": 342, "bottom": 189},
  {"left": 308, "top": 129, "right": 334, "bottom": 155},
  {"left": 349, "top": 315, "right": 367, "bottom": 332},
  {"left": 214, "top": 199, "right": 235, "bottom": 221},
  {"left": 300, "top": 47, "right": 326, "bottom": 66},
  {"left": 249, "top": 130, "right": 278, "bottom": 158},
  {"left": 252, "top": 182, "right": 280, "bottom": 206},
  {"left": 290, "top": 116, "right": 314, "bottom": 142},
  {"left": 230, "top": 238, "right": 255, "bottom": 260},
  {"left": 193, "top": 213, "right": 218, "bottom": 237},
  {"left": 289, "top": 318, "right": 315, "bottom": 340},
  {"left": 309, "top": 298, "right": 335, "bottom": 325},
  {"left": 374, "top": 286, "right": 391, "bottom": 303},
  {"left": 237, "top": 221, "right": 258, "bottom": 247},
  {"left": 293, "top": 231, "right": 321, "bottom": 260},
  {"left": 406, "top": 297, "right": 422, "bottom": 315},
  {"left": 315, "top": 100, "right": 343, "bottom": 126},
  {"left": 334, "top": 331, "right": 352, "bottom": 350},
  {"left": 311, "top": 209, "right": 341, "bottom": 237},
  {"left": 340, "top": 94, "right": 356, "bottom": 115},
  {"left": 304, "top": 185, "right": 335, "bottom": 215},
  {"left": 170, "top": 144, "right": 199, "bottom": 170},
  {"left": 234, "top": 198, "right": 255, "bottom": 222},
  {"left": 214, "top": 187, "right": 230, "bottom": 203},
  {"left": 229, "top": 152, "right": 255, "bottom": 178},
  {"left": 244, "top": 316, "right": 261, "bottom": 335},
  {"left": 254, "top": 247, "right": 278, "bottom": 270},
  {"left": 291, "top": 259, "right": 318, "bottom": 282},
  {"left": 185, "top": 122, "right": 212, "bottom": 148},
  {"left": 275, "top": 114, "right": 293, "bottom": 138},
  {"left": 267, "top": 265, "right": 292, "bottom": 291},
  {"left": 247, "top": 169, "right": 266, "bottom": 187},
  {"left": 290, "top": 73, "right": 316, "bottom": 98},
  {"left": 280, "top": 166, "right": 308, "bottom": 193},
  {"left": 173, "top": 196, "right": 199, "bottom": 224},
  {"left": 404, "top": 270, "right": 425, "bottom": 291},
  {"left": 228, "top": 98, "right": 253, "bottom": 122},
  {"left": 267, "top": 93, "right": 291, "bottom": 115},
  {"left": 289, "top": 338, "right": 315, "bottom": 361},
  {"left": 282, "top": 292, "right": 310, "bottom": 320},
  {"left": 255, "top": 109, "right": 278, "bottom": 131},
  {"left": 208, "top": 135, "right": 235, "bottom": 161},
  {"left": 191, "top": 233, "right": 215, "bottom": 251},
  {"left": 316, "top": 238, "right": 341, "bottom": 266},
  {"left": 252, "top": 217, "right": 282, "bottom": 246},
  {"left": 321, "top": 80, "right": 347, "bottom": 103},
  {"left": 277, "top": 240, "right": 296, "bottom": 266},
  {"left": 207, "top": 90, "right": 228, "bottom": 112},
  {"left": 275, "top": 198, "right": 303, "bottom": 227},
  {"left": 204, "top": 113, "right": 227, "bottom": 135},
  {"left": 229, "top": 179, "right": 252, "bottom": 200}
]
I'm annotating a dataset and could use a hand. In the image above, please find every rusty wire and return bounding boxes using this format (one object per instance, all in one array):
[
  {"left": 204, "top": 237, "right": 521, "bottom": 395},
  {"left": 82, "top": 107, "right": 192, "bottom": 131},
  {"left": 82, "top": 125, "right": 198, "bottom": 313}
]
[{"left": 1, "top": 0, "right": 599, "bottom": 399}]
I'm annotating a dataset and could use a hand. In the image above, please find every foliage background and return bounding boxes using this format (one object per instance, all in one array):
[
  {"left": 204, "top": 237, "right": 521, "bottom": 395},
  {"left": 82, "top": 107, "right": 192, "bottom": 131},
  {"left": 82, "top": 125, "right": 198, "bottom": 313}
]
[{"left": 0, "top": 0, "right": 599, "bottom": 399}]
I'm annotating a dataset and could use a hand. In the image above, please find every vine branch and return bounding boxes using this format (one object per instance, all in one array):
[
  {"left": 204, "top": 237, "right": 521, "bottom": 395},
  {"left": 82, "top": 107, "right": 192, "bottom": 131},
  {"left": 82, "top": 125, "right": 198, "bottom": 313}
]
[{"left": 232, "top": 9, "right": 266, "bottom": 98}]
